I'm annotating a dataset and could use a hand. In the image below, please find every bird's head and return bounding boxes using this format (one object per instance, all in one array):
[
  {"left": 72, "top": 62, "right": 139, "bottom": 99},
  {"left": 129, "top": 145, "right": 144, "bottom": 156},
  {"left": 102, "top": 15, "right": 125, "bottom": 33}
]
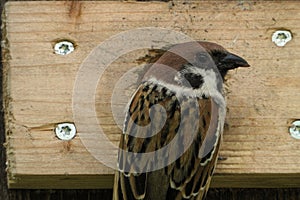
[
  {"left": 143, "top": 41, "right": 249, "bottom": 96},
  {"left": 197, "top": 41, "right": 250, "bottom": 78}
]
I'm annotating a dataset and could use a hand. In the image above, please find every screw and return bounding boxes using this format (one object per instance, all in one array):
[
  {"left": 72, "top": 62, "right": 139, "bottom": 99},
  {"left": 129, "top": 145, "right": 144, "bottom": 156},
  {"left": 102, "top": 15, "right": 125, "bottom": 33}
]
[
  {"left": 54, "top": 41, "right": 75, "bottom": 55},
  {"left": 272, "top": 30, "right": 292, "bottom": 47},
  {"left": 289, "top": 120, "right": 300, "bottom": 139},
  {"left": 55, "top": 123, "right": 76, "bottom": 140}
]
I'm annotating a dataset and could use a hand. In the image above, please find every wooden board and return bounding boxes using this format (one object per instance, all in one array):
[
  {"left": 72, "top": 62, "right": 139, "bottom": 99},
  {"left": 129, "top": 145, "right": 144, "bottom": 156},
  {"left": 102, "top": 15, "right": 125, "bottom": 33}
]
[{"left": 2, "top": 1, "right": 300, "bottom": 189}]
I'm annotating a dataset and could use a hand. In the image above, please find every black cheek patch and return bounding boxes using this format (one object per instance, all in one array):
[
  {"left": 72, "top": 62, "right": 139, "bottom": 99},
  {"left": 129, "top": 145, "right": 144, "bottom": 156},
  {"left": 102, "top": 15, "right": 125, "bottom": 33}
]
[{"left": 183, "top": 73, "right": 204, "bottom": 89}]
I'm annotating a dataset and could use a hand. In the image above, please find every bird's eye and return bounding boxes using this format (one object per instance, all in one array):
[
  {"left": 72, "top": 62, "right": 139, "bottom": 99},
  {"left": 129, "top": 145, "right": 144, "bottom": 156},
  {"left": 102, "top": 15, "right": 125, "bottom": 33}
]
[{"left": 195, "top": 53, "right": 210, "bottom": 64}]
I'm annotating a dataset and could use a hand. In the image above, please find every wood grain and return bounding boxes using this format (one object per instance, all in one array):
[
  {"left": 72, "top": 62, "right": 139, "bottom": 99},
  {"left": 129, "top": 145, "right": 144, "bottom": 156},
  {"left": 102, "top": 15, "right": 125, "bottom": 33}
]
[{"left": 2, "top": 1, "right": 300, "bottom": 189}]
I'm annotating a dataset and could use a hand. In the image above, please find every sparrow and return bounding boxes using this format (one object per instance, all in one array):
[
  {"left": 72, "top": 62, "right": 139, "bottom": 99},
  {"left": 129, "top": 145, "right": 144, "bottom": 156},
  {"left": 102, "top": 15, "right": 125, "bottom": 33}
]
[{"left": 113, "top": 41, "right": 249, "bottom": 200}]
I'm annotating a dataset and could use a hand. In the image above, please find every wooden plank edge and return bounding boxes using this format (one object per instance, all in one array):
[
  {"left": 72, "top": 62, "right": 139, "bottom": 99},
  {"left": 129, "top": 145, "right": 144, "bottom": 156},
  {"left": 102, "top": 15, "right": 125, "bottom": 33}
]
[
  {"left": 7, "top": 173, "right": 300, "bottom": 189},
  {"left": 2, "top": 2, "right": 16, "bottom": 190},
  {"left": 211, "top": 173, "right": 300, "bottom": 188},
  {"left": 8, "top": 174, "right": 114, "bottom": 189}
]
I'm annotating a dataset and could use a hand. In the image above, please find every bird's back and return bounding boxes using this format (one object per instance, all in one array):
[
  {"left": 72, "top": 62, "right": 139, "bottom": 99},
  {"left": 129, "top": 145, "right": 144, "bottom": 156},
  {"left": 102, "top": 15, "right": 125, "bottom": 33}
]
[{"left": 114, "top": 81, "right": 223, "bottom": 200}]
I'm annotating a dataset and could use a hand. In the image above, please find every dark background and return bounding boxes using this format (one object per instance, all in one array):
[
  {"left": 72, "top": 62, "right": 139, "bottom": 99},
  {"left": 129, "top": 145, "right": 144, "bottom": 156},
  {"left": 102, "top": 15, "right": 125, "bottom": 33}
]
[{"left": 1, "top": 0, "right": 300, "bottom": 199}]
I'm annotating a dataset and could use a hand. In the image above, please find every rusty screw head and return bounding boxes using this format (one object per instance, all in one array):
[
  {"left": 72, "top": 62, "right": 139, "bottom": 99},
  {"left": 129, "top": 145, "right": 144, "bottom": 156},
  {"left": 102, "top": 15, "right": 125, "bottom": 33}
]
[{"left": 55, "top": 123, "right": 76, "bottom": 140}]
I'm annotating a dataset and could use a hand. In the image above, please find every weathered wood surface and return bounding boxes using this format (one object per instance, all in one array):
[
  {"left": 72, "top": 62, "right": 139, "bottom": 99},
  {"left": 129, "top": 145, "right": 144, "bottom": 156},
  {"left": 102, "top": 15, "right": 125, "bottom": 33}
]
[{"left": 2, "top": 1, "right": 300, "bottom": 189}]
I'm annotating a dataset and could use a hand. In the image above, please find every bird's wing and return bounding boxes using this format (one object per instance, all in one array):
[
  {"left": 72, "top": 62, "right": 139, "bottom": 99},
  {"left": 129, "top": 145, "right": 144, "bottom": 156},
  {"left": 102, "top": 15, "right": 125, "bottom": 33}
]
[
  {"left": 166, "top": 97, "right": 221, "bottom": 200},
  {"left": 115, "top": 81, "right": 180, "bottom": 200},
  {"left": 114, "top": 81, "right": 222, "bottom": 200}
]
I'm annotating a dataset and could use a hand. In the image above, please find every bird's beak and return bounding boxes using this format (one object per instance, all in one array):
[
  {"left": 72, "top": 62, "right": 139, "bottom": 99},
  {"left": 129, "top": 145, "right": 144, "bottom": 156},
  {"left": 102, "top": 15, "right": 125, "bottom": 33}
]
[{"left": 221, "top": 53, "right": 250, "bottom": 68}]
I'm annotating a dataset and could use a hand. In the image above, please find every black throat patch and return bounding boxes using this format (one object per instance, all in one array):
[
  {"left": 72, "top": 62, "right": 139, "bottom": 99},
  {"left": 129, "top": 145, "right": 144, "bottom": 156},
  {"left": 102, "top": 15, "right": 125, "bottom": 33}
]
[{"left": 183, "top": 73, "right": 204, "bottom": 89}]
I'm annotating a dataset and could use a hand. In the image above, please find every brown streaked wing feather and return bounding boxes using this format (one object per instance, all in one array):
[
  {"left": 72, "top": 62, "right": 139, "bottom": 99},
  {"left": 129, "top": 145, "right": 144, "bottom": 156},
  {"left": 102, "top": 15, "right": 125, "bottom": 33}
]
[
  {"left": 166, "top": 98, "right": 221, "bottom": 200},
  {"left": 114, "top": 81, "right": 222, "bottom": 200},
  {"left": 115, "top": 81, "right": 181, "bottom": 200}
]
